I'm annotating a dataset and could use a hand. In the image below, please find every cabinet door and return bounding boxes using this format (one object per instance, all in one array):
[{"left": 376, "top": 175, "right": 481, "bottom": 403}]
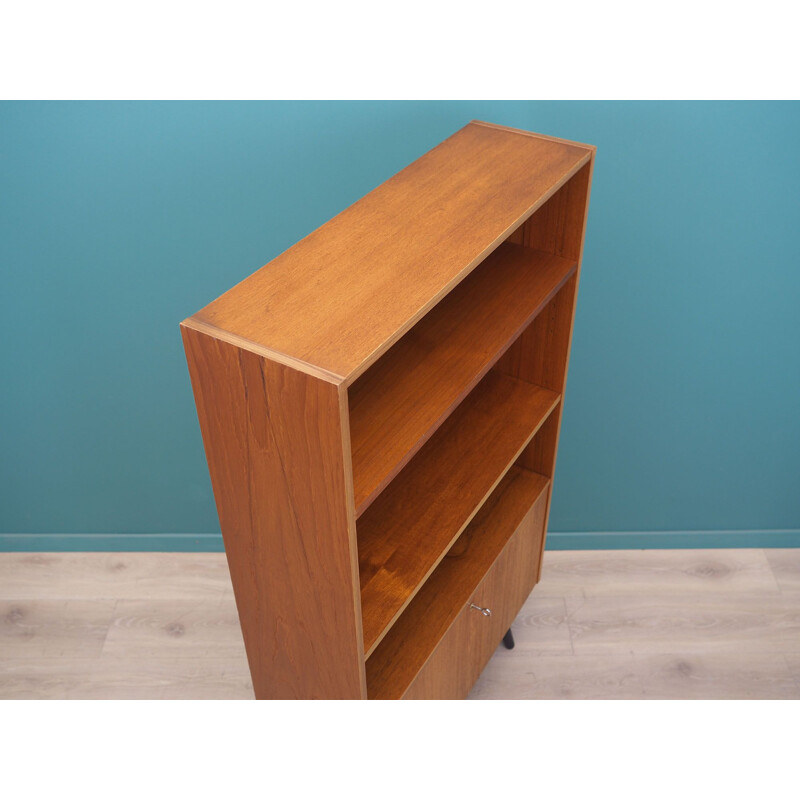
[{"left": 403, "top": 485, "right": 548, "bottom": 699}]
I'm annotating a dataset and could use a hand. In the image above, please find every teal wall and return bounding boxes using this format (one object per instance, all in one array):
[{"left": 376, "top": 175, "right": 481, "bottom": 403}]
[{"left": 1, "top": 101, "right": 799, "bottom": 550}]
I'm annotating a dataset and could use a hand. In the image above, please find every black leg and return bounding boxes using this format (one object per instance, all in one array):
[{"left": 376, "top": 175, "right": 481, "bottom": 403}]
[{"left": 502, "top": 628, "right": 515, "bottom": 650}]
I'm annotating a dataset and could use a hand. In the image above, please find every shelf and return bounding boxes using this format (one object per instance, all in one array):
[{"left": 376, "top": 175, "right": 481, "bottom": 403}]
[
  {"left": 366, "top": 466, "right": 550, "bottom": 699},
  {"left": 357, "top": 369, "right": 560, "bottom": 656},
  {"left": 349, "top": 243, "right": 575, "bottom": 517}
]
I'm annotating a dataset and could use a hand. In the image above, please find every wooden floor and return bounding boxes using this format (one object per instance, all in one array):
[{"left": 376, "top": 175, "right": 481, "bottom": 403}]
[{"left": 1, "top": 549, "right": 799, "bottom": 699}]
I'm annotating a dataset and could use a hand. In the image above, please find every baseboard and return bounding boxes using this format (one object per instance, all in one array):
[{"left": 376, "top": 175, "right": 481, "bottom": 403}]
[
  {"left": 1, "top": 529, "right": 799, "bottom": 552},
  {"left": 0, "top": 533, "right": 225, "bottom": 552},
  {"left": 545, "top": 529, "right": 800, "bottom": 549}
]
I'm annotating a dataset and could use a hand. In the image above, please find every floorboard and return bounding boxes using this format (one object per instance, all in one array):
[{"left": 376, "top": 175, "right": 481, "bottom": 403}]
[
  {"left": 0, "top": 553, "right": 231, "bottom": 600},
  {"left": 102, "top": 598, "right": 246, "bottom": 659},
  {"left": 1, "top": 549, "right": 798, "bottom": 700},
  {"left": 1, "top": 600, "right": 116, "bottom": 659},
  {"left": 764, "top": 549, "right": 800, "bottom": 595},
  {"left": 564, "top": 594, "right": 800, "bottom": 656},
  {"left": 533, "top": 548, "right": 782, "bottom": 598}
]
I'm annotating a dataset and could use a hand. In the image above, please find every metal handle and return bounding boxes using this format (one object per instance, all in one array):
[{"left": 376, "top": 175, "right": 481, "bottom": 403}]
[{"left": 469, "top": 603, "right": 492, "bottom": 617}]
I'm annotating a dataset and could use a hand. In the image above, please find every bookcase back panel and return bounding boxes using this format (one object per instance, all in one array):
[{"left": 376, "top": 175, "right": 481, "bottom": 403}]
[
  {"left": 493, "top": 274, "right": 578, "bottom": 394},
  {"left": 517, "top": 161, "right": 592, "bottom": 261},
  {"left": 348, "top": 244, "right": 576, "bottom": 518},
  {"left": 356, "top": 368, "right": 559, "bottom": 656}
]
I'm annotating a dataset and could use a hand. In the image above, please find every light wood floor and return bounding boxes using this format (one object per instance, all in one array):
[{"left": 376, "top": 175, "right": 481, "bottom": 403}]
[{"left": 1, "top": 549, "right": 799, "bottom": 699}]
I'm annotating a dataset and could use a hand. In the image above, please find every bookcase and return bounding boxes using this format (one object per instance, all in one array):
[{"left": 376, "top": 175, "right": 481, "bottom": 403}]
[{"left": 181, "top": 121, "right": 595, "bottom": 699}]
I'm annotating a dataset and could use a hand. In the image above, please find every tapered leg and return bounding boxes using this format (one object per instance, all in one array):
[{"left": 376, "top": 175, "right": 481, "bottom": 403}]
[{"left": 502, "top": 628, "right": 515, "bottom": 650}]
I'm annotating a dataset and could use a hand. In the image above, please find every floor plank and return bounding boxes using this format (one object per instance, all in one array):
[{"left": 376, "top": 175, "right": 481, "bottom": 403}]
[
  {"left": 565, "top": 594, "right": 800, "bottom": 656},
  {"left": 633, "top": 653, "right": 798, "bottom": 700},
  {"left": 470, "top": 653, "right": 645, "bottom": 699},
  {"left": 764, "top": 549, "right": 800, "bottom": 594},
  {"left": 496, "top": 596, "right": 573, "bottom": 656},
  {"left": 0, "top": 658, "right": 253, "bottom": 700},
  {"left": 101, "top": 598, "right": 245, "bottom": 659},
  {"left": 535, "top": 549, "right": 781, "bottom": 598},
  {"left": 0, "top": 600, "right": 116, "bottom": 658},
  {"left": 783, "top": 654, "right": 800, "bottom": 693},
  {"left": 1, "top": 549, "right": 799, "bottom": 699},
  {"left": 0, "top": 553, "right": 231, "bottom": 600}
]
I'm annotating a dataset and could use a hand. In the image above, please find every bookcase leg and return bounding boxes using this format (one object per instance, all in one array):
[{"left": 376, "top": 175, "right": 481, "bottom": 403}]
[{"left": 502, "top": 628, "right": 515, "bottom": 650}]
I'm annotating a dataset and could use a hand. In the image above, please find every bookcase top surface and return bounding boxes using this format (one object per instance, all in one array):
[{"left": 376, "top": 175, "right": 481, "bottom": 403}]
[{"left": 185, "top": 121, "right": 593, "bottom": 382}]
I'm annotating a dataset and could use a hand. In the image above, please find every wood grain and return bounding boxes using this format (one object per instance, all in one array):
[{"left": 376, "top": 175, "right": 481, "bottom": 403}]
[
  {"left": 177, "top": 123, "right": 595, "bottom": 699},
  {"left": 181, "top": 325, "right": 366, "bottom": 699},
  {"left": 403, "top": 484, "right": 549, "bottom": 699},
  {"left": 764, "top": 549, "right": 800, "bottom": 594},
  {"left": 0, "top": 553, "right": 231, "bottom": 600},
  {"left": 472, "top": 649, "right": 800, "bottom": 700},
  {"left": 783, "top": 654, "right": 800, "bottom": 690},
  {"left": 522, "top": 161, "right": 593, "bottom": 262},
  {"left": 2, "top": 549, "right": 799, "bottom": 700},
  {"left": 366, "top": 467, "right": 549, "bottom": 699},
  {"left": 190, "top": 122, "right": 592, "bottom": 381},
  {"left": 469, "top": 120, "right": 596, "bottom": 151},
  {"left": 495, "top": 269, "right": 577, "bottom": 480},
  {"left": 0, "top": 658, "right": 254, "bottom": 700},
  {"left": 495, "top": 158, "right": 594, "bottom": 579},
  {"left": 565, "top": 594, "right": 800, "bottom": 655},
  {"left": 0, "top": 600, "right": 116, "bottom": 658},
  {"left": 348, "top": 244, "right": 575, "bottom": 516},
  {"left": 495, "top": 274, "right": 577, "bottom": 396},
  {"left": 498, "top": 597, "right": 574, "bottom": 656},
  {"left": 632, "top": 653, "right": 799, "bottom": 700},
  {"left": 102, "top": 598, "right": 245, "bottom": 659},
  {"left": 470, "top": 654, "right": 646, "bottom": 700},
  {"left": 401, "top": 602, "right": 475, "bottom": 700},
  {"left": 534, "top": 548, "right": 783, "bottom": 598},
  {"left": 357, "top": 371, "right": 560, "bottom": 656}
]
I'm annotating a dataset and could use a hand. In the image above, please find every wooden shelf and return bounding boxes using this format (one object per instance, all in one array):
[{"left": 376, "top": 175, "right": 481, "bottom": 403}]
[
  {"left": 366, "top": 466, "right": 550, "bottom": 699},
  {"left": 348, "top": 243, "right": 576, "bottom": 517},
  {"left": 357, "top": 370, "right": 560, "bottom": 656}
]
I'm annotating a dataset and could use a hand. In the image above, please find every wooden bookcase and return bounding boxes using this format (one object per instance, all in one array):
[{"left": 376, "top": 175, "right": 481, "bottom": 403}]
[{"left": 181, "top": 121, "right": 595, "bottom": 699}]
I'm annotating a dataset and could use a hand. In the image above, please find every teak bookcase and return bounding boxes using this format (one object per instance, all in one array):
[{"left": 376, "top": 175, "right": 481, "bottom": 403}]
[{"left": 181, "top": 121, "right": 595, "bottom": 699}]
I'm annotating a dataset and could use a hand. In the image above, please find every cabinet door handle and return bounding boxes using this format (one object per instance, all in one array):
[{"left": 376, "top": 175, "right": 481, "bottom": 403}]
[{"left": 469, "top": 603, "right": 492, "bottom": 617}]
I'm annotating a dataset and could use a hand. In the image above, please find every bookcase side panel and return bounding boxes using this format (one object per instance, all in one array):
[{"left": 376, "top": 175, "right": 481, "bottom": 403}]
[{"left": 181, "top": 325, "right": 366, "bottom": 699}]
